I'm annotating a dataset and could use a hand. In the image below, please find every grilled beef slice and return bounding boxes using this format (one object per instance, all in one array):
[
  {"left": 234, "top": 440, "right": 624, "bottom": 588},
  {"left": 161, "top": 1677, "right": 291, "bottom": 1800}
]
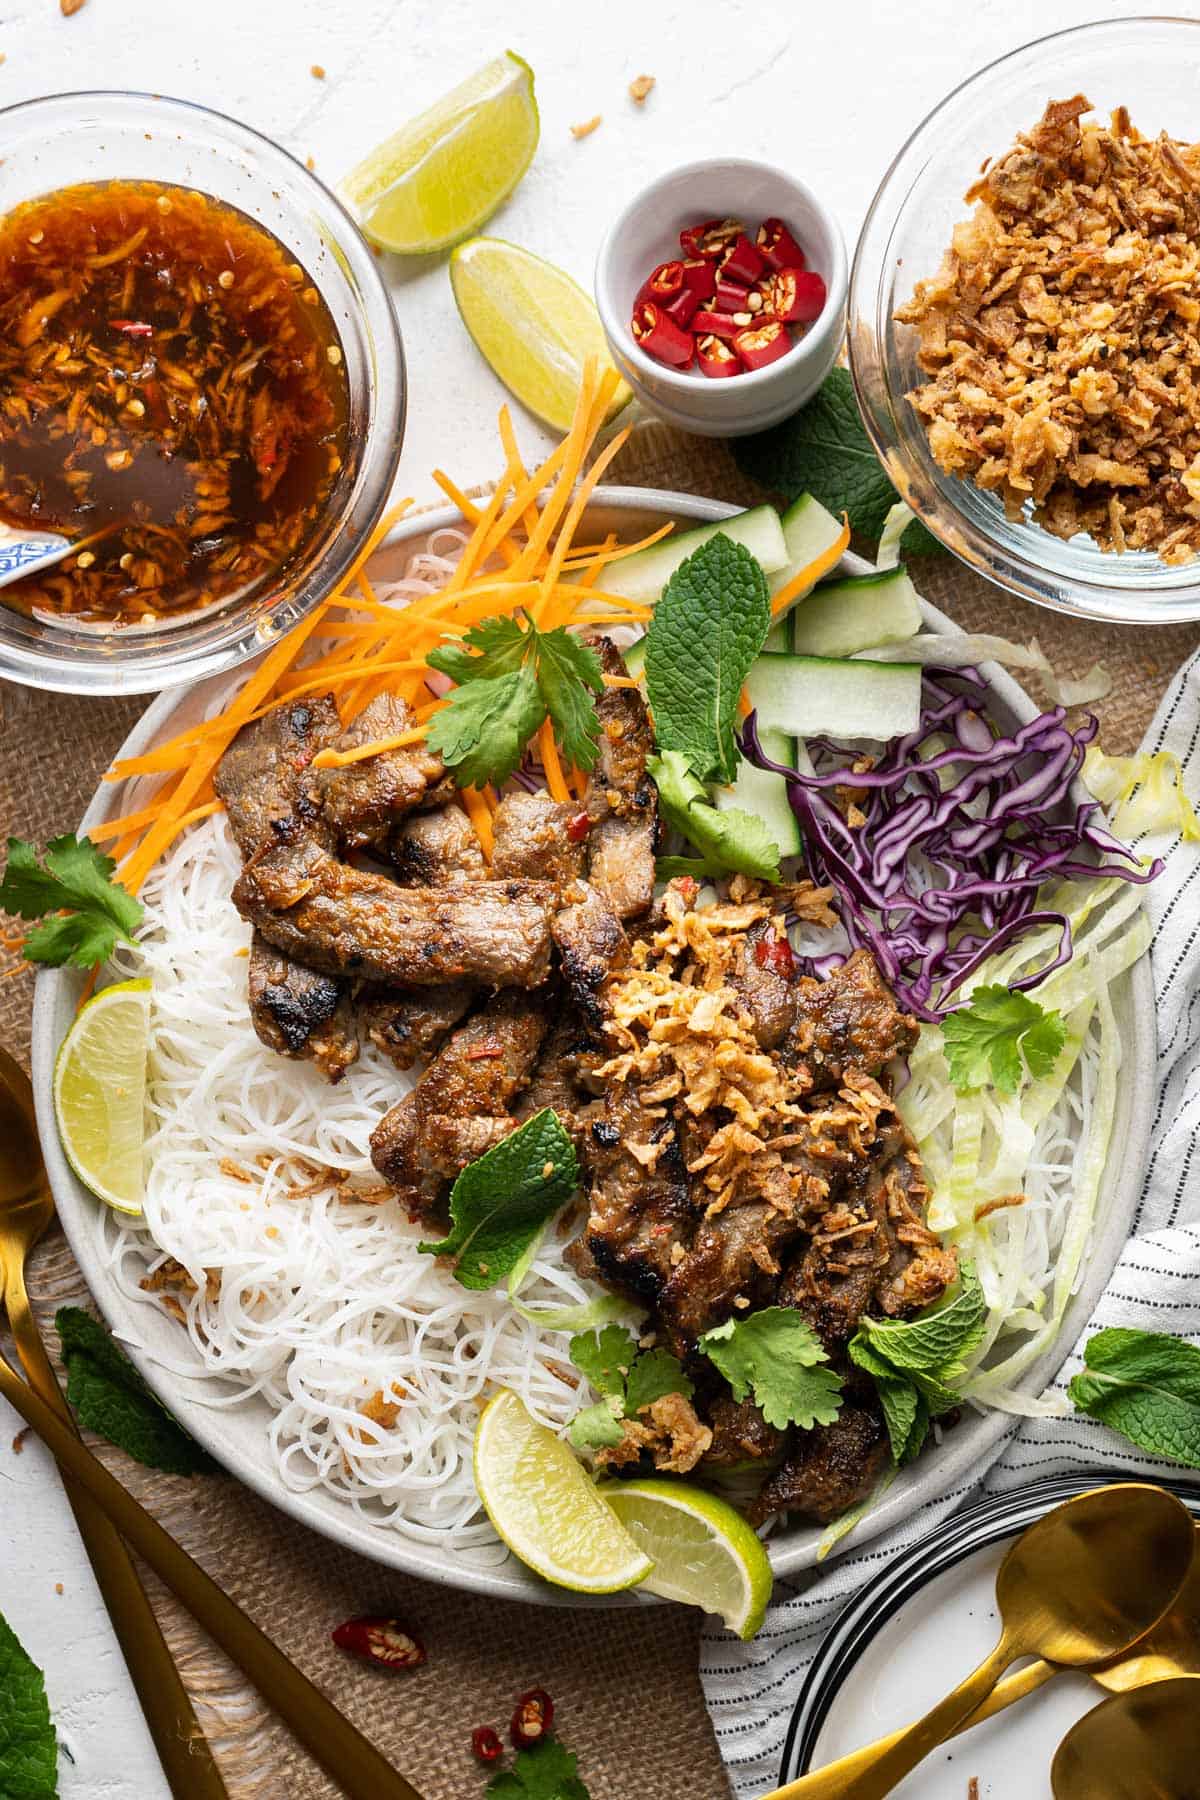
[
  {"left": 246, "top": 935, "right": 358, "bottom": 1082},
  {"left": 748, "top": 1401, "right": 890, "bottom": 1526},
  {"left": 551, "top": 880, "right": 628, "bottom": 1024},
  {"left": 233, "top": 836, "right": 556, "bottom": 989},
  {"left": 370, "top": 989, "right": 550, "bottom": 1209},
  {"left": 492, "top": 789, "right": 588, "bottom": 885},
  {"left": 214, "top": 693, "right": 341, "bottom": 859},
  {"left": 701, "top": 1395, "right": 786, "bottom": 1469},
  {"left": 583, "top": 637, "right": 657, "bottom": 920},
  {"left": 733, "top": 919, "right": 798, "bottom": 1050},
  {"left": 788, "top": 948, "right": 918, "bottom": 1084},
  {"left": 311, "top": 693, "right": 454, "bottom": 851},
  {"left": 388, "top": 804, "right": 486, "bottom": 886},
  {"left": 580, "top": 1082, "right": 698, "bottom": 1309}
]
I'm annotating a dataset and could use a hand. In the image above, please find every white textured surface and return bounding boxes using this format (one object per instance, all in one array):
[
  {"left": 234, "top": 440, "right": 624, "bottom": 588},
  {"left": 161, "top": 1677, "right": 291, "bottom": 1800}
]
[{"left": 0, "top": 0, "right": 1139, "bottom": 1791}]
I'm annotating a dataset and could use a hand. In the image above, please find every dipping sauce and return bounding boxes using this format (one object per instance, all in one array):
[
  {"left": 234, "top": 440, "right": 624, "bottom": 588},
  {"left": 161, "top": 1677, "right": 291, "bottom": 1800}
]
[{"left": 0, "top": 180, "right": 350, "bottom": 625}]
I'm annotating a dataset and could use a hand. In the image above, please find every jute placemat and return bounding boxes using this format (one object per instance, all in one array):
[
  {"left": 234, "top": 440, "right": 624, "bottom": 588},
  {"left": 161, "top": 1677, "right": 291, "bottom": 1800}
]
[{"left": 3, "top": 418, "right": 1198, "bottom": 1800}]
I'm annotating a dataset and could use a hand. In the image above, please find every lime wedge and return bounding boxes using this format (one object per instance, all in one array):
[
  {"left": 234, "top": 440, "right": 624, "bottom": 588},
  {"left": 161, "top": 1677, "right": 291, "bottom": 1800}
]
[
  {"left": 339, "top": 52, "right": 539, "bottom": 255},
  {"left": 450, "top": 237, "right": 632, "bottom": 431},
  {"left": 474, "top": 1389, "right": 653, "bottom": 1593},
  {"left": 53, "top": 977, "right": 151, "bottom": 1216},
  {"left": 603, "top": 1477, "right": 773, "bottom": 1639}
]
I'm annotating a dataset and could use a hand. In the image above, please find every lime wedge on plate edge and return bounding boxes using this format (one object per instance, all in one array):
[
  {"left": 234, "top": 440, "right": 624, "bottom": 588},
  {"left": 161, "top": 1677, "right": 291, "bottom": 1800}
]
[
  {"left": 53, "top": 977, "right": 150, "bottom": 1216},
  {"left": 474, "top": 1389, "right": 652, "bottom": 1593},
  {"left": 451, "top": 237, "right": 632, "bottom": 431},
  {"left": 340, "top": 51, "right": 539, "bottom": 255},
  {"left": 604, "top": 1477, "right": 773, "bottom": 1639}
]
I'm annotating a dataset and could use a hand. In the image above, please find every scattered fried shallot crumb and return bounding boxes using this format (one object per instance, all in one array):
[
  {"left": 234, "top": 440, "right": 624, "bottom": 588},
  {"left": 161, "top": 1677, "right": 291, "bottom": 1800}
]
[
  {"left": 0, "top": 54, "right": 7, "bottom": 66},
  {"left": 305, "top": 154, "right": 316, "bottom": 171},
  {"left": 570, "top": 115, "right": 602, "bottom": 141},
  {"left": 628, "top": 75, "right": 655, "bottom": 104},
  {"left": 968, "top": 1779, "right": 980, "bottom": 1800},
  {"left": 311, "top": 64, "right": 326, "bottom": 80},
  {"left": 12, "top": 1427, "right": 29, "bottom": 1455},
  {"left": 54, "top": 1583, "right": 64, "bottom": 1595},
  {"left": 60, "top": 0, "right": 86, "bottom": 15}
]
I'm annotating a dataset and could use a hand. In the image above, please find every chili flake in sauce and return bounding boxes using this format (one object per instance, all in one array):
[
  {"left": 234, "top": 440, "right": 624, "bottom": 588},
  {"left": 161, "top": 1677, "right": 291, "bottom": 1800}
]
[{"left": 0, "top": 180, "right": 350, "bottom": 624}]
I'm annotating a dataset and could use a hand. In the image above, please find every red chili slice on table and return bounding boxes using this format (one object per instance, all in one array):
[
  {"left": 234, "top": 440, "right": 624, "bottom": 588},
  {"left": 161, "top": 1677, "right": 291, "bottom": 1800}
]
[
  {"left": 756, "top": 217, "right": 807, "bottom": 271},
  {"left": 471, "top": 1726, "right": 503, "bottom": 1764},
  {"left": 631, "top": 300, "right": 694, "bottom": 367},
  {"left": 732, "top": 319, "right": 792, "bottom": 370},
  {"left": 330, "top": 1616, "right": 426, "bottom": 1671},
  {"left": 510, "top": 1688, "right": 555, "bottom": 1749}
]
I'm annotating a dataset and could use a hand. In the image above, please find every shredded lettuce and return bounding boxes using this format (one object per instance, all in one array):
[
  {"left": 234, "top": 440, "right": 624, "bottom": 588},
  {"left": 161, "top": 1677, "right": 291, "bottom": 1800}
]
[
  {"left": 1083, "top": 745, "right": 1200, "bottom": 843},
  {"left": 876, "top": 501, "right": 912, "bottom": 571},
  {"left": 855, "top": 633, "right": 1111, "bottom": 706},
  {"left": 508, "top": 1289, "right": 644, "bottom": 1334}
]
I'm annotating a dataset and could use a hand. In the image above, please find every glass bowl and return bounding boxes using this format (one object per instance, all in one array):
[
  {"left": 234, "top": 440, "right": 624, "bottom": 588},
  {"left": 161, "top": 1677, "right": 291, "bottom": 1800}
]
[
  {"left": 0, "top": 91, "right": 405, "bottom": 695},
  {"left": 850, "top": 18, "right": 1200, "bottom": 626}
]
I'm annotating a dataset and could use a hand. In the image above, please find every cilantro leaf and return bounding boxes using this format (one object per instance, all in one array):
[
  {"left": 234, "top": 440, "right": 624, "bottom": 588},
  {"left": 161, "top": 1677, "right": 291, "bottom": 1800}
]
[
  {"left": 0, "top": 835, "right": 143, "bottom": 969},
  {"left": 427, "top": 615, "right": 531, "bottom": 685},
  {"left": 569, "top": 1325, "right": 638, "bottom": 1399},
  {"left": 1069, "top": 1328, "right": 1200, "bottom": 1468},
  {"left": 56, "top": 1307, "right": 218, "bottom": 1477},
  {"left": 942, "top": 985, "right": 1067, "bottom": 1096},
  {"left": 699, "top": 1309, "right": 844, "bottom": 1432},
  {"left": 0, "top": 1611, "right": 57, "bottom": 1800},
  {"left": 426, "top": 663, "right": 546, "bottom": 789},
  {"left": 852, "top": 1263, "right": 986, "bottom": 1387},
  {"left": 731, "top": 368, "right": 947, "bottom": 556},
  {"left": 419, "top": 1109, "right": 578, "bottom": 1290},
  {"left": 534, "top": 628, "right": 604, "bottom": 770},
  {"left": 643, "top": 533, "right": 771, "bottom": 784},
  {"left": 488, "top": 1738, "right": 590, "bottom": 1800},
  {"left": 567, "top": 1398, "right": 625, "bottom": 1452},
  {"left": 623, "top": 1347, "right": 692, "bottom": 1416},
  {"left": 650, "top": 751, "right": 781, "bottom": 883}
]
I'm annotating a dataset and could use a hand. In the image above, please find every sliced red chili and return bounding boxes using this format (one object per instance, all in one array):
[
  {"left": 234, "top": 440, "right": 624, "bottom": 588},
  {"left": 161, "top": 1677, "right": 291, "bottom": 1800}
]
[
  {"left": 756, "top": 217, "right": 807, "bottom": 271},
  {"left": 471, "top": 1726, "right": 503, "bottom": 1764},
  {"left": 510, "top": 1688, "right": 555, "bottom": 1750},
  {"left": 109, "top": 319, "right": 154, "bottom": 337},
  {"left": 679, "top": 258, "right": 716, "bottom": 303},
  {"left": 719, "top": 232, "right": 766, "bottom": 285},
  {"left": 631, "top": 300, "right": 694, "bottom": 368},
  {"left": 762, "top": 268, "right": 826, "bottom": 324},
  {"left": 732, "top": 320, "right": 792, "bottom": 370},
  {"left": 680, "top": 217, "right": 743, "bottom": 260},
  {"left": 753, "top": 932, "right": 796, "bottom": 977},
  {"left": 696, "top": 333, "right": 742, "bottom": 378},
  {"left": 690, "top": 307, "right": 750, "bottom": 341},
  {"left": 331, "top": 1616, "right": 426, "bottom": 1671},
  {"left": 644, "top": 259, "right": 685, "bottom": 301},
  {"left": 567, "top": 809, "right": 591, "bottom": 843},
  {"left": 714, "top": 275, "right": 751, "bottom": 312}
]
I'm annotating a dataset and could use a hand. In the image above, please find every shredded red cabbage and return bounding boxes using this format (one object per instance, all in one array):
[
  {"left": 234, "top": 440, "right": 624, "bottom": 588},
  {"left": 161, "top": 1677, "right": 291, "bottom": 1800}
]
[{"left": 741, "top": 667, "right": 1161, "bottom": 1021}]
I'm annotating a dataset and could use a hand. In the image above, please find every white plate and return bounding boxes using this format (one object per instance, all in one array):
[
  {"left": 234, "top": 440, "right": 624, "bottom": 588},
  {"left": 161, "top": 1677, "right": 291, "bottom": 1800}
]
[
  {"left": 30, "top": 486, "right": 1156, "bottom": 1604},
  {"left": 780, "top": 1474, "right": 1200, "bottom": 1797}
]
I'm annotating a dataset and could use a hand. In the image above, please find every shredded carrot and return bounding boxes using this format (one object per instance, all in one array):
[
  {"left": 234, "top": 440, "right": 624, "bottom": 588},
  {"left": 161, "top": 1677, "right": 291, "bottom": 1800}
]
[
  {"left": 538, "top": 720, "right": 573, "bottom": 804},
  {"left": 461, "top": 786, "right": 494, "bottom": 860},
  {"left": 311, "top": 727, "right": 428, "bottom": 770},
  {"left": 770, "top": 515, "right": 850, "bottom": 617},
  {"left": 89, "top": 797, "right": 221, "bottom": 844}
]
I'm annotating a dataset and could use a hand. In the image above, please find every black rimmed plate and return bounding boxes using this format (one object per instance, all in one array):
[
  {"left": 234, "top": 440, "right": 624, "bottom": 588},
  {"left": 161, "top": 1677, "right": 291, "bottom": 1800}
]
[{"left": 780, "top": 1473, "right": 1200, "bottom": 1798}]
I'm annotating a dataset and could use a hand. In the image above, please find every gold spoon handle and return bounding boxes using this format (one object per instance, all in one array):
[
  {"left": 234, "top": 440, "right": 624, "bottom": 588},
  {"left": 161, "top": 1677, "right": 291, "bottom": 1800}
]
[
  {"left": 0, "top": 1350, "right": 424, "bottom": 1800},
  {"left": 775, "top": 1636, "right": 1015, "bottom": 1799},
  {"left": 762, "top": 1658, "right": 1056, "bottom": 1799},
  {"left": 4, "top": 1260, "right": 230, "bottom": 1799}
]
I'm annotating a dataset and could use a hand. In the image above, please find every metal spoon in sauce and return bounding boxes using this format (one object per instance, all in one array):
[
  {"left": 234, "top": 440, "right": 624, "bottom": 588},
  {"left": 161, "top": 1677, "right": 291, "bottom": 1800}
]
[
  {"left": 1051, "top": 1674, "right": 1200, "bottom": 1798},
  {"left": 0, "top": 523, "right": 73, "bottom": 589}
]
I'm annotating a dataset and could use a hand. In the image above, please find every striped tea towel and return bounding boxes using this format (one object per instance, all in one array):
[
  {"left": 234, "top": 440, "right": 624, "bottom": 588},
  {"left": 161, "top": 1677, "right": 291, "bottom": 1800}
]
[{"left": 700, "top": 647, "right": 1200, "bottom": 1796}]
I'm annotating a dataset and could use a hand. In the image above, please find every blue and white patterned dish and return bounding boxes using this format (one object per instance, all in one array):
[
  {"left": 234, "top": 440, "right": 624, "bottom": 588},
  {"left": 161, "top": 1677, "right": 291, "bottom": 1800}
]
[{"left": 0, "top": 525, "right": 71, "bottom": 589}]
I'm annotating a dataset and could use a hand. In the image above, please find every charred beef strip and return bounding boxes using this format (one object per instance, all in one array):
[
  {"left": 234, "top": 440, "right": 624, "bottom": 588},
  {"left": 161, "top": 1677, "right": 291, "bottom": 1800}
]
[
  {"left": 733, "top": 918, "right": 799, "bottom": 1050},
  {"left": 583, "top": 636, "right": 657, "bottom": 921},
  {"left": 233, "top": 836, "right": 556, "bottom": 989},
  {"left": 214, "top": 693, "right": 341, "bottom": 859},
  {"left": 580, "top": 1082, "right": 698, "bottom": 1310},
  {"left": 361, "top": 804, "right": 484, "bottom": 1070},
  {"left": 701, "top": 1394, "right": 786, "bottom": 1469},
  {"left": 552, "top": 880, "right": 628, "bottom": 1025},
  {"left": 246, "top": 938, "right": 358, "bottom": 1083},
  {"left": 492, "top": 789, "right": 588, "bottom": 885},
  {"left": 370, "top": 989, "right": 550, "bottom": 1210},
  {"left": 748, "top": 1399, "right": 891, "bottom": 1526},
  {"left": 311, "top": 693, "right": 455, "bottom": 851},
  {"left": 788, "top": 948, "right": 918, "bottom": 1086},
  {"left": 513, "top": 1009, "right": 599, "bottom": 1149}
]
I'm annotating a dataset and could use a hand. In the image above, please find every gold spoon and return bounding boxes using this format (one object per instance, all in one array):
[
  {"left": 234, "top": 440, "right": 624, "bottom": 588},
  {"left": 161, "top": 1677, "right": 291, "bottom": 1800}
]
[
  {"left": 1052, "top": 1674, "right": 1200, "bottom": 1797},
  {"left": 0, "top": 1056, "right": 423, "bottom": 1800},
  {"left": 763, "top": 1525, "right": 1200, "bottom": 1798},
  {"left": 0, "top": 1045, "right": 228, "bottom": 1798},
  {"left": 770, "top": 1483, "right": 1196, "bottom": 1800}
]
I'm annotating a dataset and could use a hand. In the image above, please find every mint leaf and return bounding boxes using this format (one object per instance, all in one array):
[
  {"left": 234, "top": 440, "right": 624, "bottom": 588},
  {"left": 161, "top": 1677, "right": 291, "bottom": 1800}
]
[
  {"left": 852, "top": 1263, "right": 985, "bottom": 1387},
  {"left": 0, "top": 1612, "right": 57, "bottom": 1800},
  {"left": 649, "top": 750, "right": 781, "bottom": 883},
  {"left": 0, "top": 835, "right": 143, "bottom": 969},
  {"left": 489, "top": 1738, "right": 590, "bottom": 1800},
  {"left": 643, "top": 533, "right": 771, "bottom": 784},
  {"left": 699, "top": 1308, "right": 844, "bottom": 1431},
  {"left": 1069, "top": 1328, "right": 1200, "bottom": 1467},
  {"left": 847, "top": 1337, "right": 929, "bottom": 1463},
  {"left": 56, "top": 1307, "right": 218, "bottom": 1477},
  {"left": 426, "top": 662, "right": 546, "bottom": 789},
  {"left": 534, "top": 628, "right": 604, "bottom": 771},
  {"left": 942, "top": 986, "right": 1066, "bottom": 1096},
  {"left": 419, "top": 1109, "right": 578, "bottom": 1289},
  {"left": 732, "top": 368, "right": 946, "bottom": 554},
  {"left": 569, "top": 1325, "right": 638, "bottom": 1400},
  {"left": 623, "top": 1347, "right": 693, "bottom": 1416},
  {"left": 567, "top": 1398, "right": 625, "bottom": 1452}
]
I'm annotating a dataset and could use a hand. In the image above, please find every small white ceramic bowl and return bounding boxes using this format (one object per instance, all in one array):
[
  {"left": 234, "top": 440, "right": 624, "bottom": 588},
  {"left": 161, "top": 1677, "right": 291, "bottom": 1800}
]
[{"left": 595, "top": 156, "right": 846, "bottom": 438}]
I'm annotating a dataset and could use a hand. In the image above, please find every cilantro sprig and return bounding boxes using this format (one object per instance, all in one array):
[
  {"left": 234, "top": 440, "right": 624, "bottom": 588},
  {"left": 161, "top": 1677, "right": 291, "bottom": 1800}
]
[
  {"left": 567, "top": 1325, "right": 691, "bottom": 1451},
  {"left": 698, "top": 1308, "right": 844, "bottom": 1431},
  {"left": 0, "top": 835, "right": 142, "bottom": 969},
  {"left": 426, "top": 615, "right": 604, "bottom": 788},
  {"left": 848, "top": 1264, "right": 986, "bottom": 1464},
  {"left": 1069, "top": 1328, "right": 1200, "bottom": 1468},
  {"left": 0, "top": 1611, "right": 57, "bottom": 1800},
  {"left": 488, "top": 1738, "right": 590, "bottom": 1799},
  {"left": 419, "top": 1109, "right": 578, "bottom": 1291},
  {"left": 941, "top": 986, "right": 1066, "bottom": 1096},
  {"left": 57, "top": 1308, "right": 218, "bottom": 1477}
]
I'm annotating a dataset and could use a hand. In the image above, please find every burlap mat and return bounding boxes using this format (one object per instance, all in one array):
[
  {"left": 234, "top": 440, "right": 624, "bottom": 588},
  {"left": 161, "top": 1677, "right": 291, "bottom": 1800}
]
[{"left": 3, "top": 418, "right": 1198, "bottom": 1800}]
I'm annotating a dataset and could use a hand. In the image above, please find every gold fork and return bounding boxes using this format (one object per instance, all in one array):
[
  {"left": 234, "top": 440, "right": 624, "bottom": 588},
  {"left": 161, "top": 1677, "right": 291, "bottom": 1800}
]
[{"left": 0, "top": 1044, "right": 228, "bottom": 1798}]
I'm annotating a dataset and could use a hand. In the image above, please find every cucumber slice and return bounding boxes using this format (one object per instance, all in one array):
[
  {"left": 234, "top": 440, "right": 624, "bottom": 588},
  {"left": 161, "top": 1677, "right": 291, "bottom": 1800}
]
[
  {"left": 714, "top": 724, "right": 801, "bottom": 858},
  {"left": 769, "top": 493, "right": 846, "bottom": 596},
  {"left": 763, "top": 620, "right": 790, "bottom": 653},
  {"left": 744, "top": 654, "right": 922, "bottom": 741},
  {"left": 594, "top": 505, "right": 788, "bottom": 607},
  {"left": 791, "top": 566, "right": 922, "bottom": 659},
  {"left": 621, "top": 637, "right": 646, "bottom": 678}
]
